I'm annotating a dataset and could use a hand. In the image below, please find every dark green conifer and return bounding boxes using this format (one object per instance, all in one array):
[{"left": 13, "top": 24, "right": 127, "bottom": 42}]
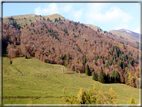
[
  {"left": 98, "top": 67, "right": 105, "bottom": 83},
  {"left": 85, "top": 64, "right": 90, "bottom": 76},
  {"left": 93, "top": 70, "right": 98, "bottom": 81},
  {"left": 111, "top": 70, "right": 115, "bottom": 82}
]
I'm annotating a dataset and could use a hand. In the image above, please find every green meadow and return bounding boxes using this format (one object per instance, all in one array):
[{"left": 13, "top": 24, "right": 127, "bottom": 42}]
[{"left": 3, "top": 57, "right": 140, "bottom": 104}]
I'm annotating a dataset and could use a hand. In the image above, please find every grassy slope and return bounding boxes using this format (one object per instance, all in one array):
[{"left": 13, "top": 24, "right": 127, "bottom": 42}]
[
  {"left": 109, "top": 30, "right": 139, "bottom": 43},
  {"left": 3, "top": 14, "right": 66, "bottom": 28},
  {"left": 85, "top": 24, "right": 104, "bottom": 34},
  {"left": 3, "top": 57, "right": 140, "bottom": 104}
]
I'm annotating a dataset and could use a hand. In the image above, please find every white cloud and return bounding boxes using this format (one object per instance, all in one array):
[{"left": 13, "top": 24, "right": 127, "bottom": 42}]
[
  {"left": 34, "top": 3, "right": 134, "bottom": 31},
  {"left": 86, "top": 6, "right": 132, "bottom": 24},
  {"left": 62, "top": 5, "right": 72, "bottom": 13},
  {"left": 114, "top": 23, "right": 129, "bottom": 30},
  {"left": 35, "top": 3, "right": 59, "bottom": 15},
  {"left": 73, "top": 9, "right": 83, "bottom": 21},
  {"left": 34, "top": 3, "right": 72, "bottom": 15},
  {"left": 86, "top": 3, "right": 105, "bottom": 13},
  {"left": 134, "top": 26, "right": 140, "bottom": 34}
]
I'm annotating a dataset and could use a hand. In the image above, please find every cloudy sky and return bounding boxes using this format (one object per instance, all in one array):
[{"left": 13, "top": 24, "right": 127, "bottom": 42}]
[{"left": 3, "top": 2, "right": 141, "bottom": 33}]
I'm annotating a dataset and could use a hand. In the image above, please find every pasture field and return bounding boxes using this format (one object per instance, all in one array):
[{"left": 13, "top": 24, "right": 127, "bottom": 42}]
[{"left": 2, "top": 57, "right": 140, "bottom": 104}]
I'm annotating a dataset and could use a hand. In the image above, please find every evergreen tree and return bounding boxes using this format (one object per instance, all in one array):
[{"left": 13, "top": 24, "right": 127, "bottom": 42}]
[
  {"left": 108, "top": 88, "right": 118, "bottom": 104},
  {"left": 62, "top": 83, "right": 118, "bottom": 104},
  {"left": 90, "top": 84, "right": 99, "bottom": 104},
  {"left": 123, "top": 62, "right": 126, "bottom": 70},
  {"left": 68, "top": 53, "right": 70, "bottom": 64},
  {"left": 62, "top": 87, "right": 68, "bottom": 103},
  {"left": 94, "top": 40, "right": 96, "bottom": 44},
  {"left": 105, "top": 73, "right": 110, "bottom": 83},
  {"left": 68, "top": 94, "right": 75, "bottom": 104},
  {"left": 42, "top": 47, "right": 44, "bottom": 52},
  {"left": 85, "top": 64, "right": 90, "bottom": 76},
  {"left": 55, "top": 18, "right": 58, "bottom": 22},
  {"left": 98, "top": 67, "right": 105, "bottom": 83},
  {"left": 47, "top": 18, "right": 50, "bottom": 21},
  {"left": 127, "top": 96, "right": 136, "bottom": 104},
  {"left": 93, "top": 71, "right": 98, "bottom": 81},
  {"left": 137, "top": 53, "right": 139, "bottom": 60},
  {"left": 115, "top": 71, "right": 120, "bottom": 82},
  {"left": 77, "top": 88, "right": 86, "bottom": 104},
  {"left": 111, "top": 70, "right": 115, "bottom": 82}
]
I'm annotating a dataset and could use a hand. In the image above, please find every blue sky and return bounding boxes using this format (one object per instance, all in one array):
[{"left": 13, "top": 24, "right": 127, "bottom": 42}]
[{"left": 2, "top": 2, "right": 141, "bottom": 33}]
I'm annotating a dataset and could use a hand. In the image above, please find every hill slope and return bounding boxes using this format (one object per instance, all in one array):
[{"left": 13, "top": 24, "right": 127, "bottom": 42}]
[
  {"left": 109, "top": 29, "right": 140, "bottom": 43},
  {"left": 2, "top": 14, "right": 140, "bottom": 89},
  {"left": 85, "top": 24, "right": 104, "bottom": 34},
  {"left": 3, "top": 13, "right": 66, "bottom": 28},
  {"left": 3, "top": 57, "right": 140, "bottom": 104}
]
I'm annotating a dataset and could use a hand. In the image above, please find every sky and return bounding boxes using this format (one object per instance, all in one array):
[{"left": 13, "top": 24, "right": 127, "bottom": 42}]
[{"left": 2, "top": 2, "right": 141, "bottom": 33}]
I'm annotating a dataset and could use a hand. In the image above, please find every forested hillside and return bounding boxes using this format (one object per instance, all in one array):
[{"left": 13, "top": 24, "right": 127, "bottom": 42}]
[{"left": 2, "top": 14, "right": 141, "bottom": 88}]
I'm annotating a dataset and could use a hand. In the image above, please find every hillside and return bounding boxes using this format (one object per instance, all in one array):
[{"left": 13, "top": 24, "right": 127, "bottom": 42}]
[
  {"left": 2, "top": 14, "right": 140, "bottom": 89},
  {"left": 3, "top": 13, "right": 66, "bottom": 28},
  {"left": 109, "top": 29, "right": 140, "bottom": 43},
  {"left": 3, "top": 57, "right": 140, "bottom": 104},
  {"left": 85, "top": 24, "right": 104, "bottom": 34}
]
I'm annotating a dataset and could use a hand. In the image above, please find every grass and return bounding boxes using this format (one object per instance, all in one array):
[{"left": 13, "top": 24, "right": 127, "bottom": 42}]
[
  {"left": 109, "top": 30, "right": 139, "bottom": 43},
  {"left": 3, "top": 14, "right": 66, "bottom": 28},
  {"left": 119, "top": 43, "right": 124, "bottom": 49},
  {"left": 3, "top": 57, "right": 140, "bottom": 104}
]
